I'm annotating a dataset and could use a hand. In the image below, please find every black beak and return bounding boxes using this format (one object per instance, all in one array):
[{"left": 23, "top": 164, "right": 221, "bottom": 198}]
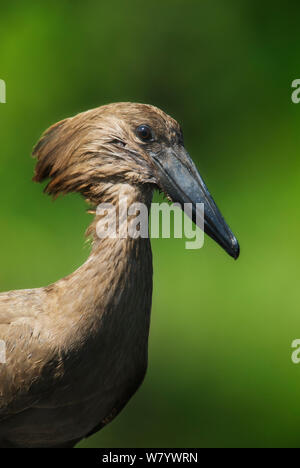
[{"left": 152, "top": 146, "right": 240, "bottom": 259}]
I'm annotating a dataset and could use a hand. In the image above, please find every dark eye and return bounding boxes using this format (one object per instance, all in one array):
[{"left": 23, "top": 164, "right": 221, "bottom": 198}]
[{"left": 136, "top": 125, "right": 153, "bottom": 142}]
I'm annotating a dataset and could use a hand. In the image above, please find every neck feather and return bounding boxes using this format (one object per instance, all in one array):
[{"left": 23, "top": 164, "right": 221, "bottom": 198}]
[{"left": 51, "top": 183, "right": 154, "bottom": 338}]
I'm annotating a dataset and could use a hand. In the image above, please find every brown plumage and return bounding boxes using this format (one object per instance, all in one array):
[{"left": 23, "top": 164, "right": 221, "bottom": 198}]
[{"left": 0, "top": 103, "right": 239, "bottom": 448}]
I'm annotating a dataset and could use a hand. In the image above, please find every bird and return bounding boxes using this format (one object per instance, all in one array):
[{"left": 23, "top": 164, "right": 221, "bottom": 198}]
[{"left": 0, "top": 102, "right": 239, "bottom": 448}]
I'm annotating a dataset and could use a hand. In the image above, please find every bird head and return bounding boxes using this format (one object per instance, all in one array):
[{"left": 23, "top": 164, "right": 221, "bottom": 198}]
[{"left": 33, "top": 102, "right": 239, "bottom": 259}]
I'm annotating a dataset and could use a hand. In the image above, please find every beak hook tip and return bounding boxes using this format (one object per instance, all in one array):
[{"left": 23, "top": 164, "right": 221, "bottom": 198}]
[{"left": 231, "top": 237, "right": 240, "bottom": 260}]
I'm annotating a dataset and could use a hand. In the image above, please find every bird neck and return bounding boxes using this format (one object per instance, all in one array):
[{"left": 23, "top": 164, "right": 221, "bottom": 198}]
[
  {"left": 53, "top": 183, "right": 154, "bottom": 337},
  {"left": 86, "top": 182, "right": 153, "bottom": 253}
]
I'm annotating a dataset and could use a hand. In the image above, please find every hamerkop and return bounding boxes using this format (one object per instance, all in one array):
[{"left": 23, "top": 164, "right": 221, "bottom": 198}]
[{"left": 0, "top": 103, "right": 239, "bottom": 448}]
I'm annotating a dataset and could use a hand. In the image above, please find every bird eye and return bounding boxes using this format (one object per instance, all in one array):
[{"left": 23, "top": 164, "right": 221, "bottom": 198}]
[{"left": 136, "top": 125, "right": 153, "bottom": 142}]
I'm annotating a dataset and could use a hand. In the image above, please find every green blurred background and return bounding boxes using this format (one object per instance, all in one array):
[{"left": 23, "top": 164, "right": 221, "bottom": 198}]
[{"left": 0, "top": 0, "right": 300, "bottom": 448}]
